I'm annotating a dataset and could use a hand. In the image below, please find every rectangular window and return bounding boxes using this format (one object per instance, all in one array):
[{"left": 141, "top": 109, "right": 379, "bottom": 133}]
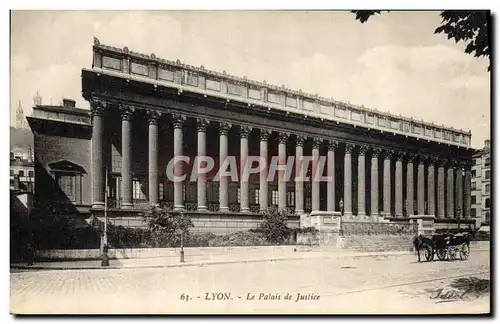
[
  {"left": 471, "top": 182, "right": 476, "bottom": 190},
  {"left": 10, "top": 170, "right": 13, "bottom": 176},
  {"left": 485, "top": 184, "right": 490, "bottom": 193},
  {"left": 485, "top": 170, "right": 490, "bottom": 179},
  {"left": 133, "top": 180, "right": 146, "bottom": 200},
  {"left": 159, "top": 182, "right": 164, "bottom": 201},
  {"left": 272, "top": 190, "right": 279, "bottom": 205},
  {"left": 472, "top": 170, "right": 477, "bottom": 178},
  {"left": 254, "top": 189, "right": 260, "bottom": 204},
  {"left": 18, "top": 170, "right": 24, "bottom": 177},
  {"left": 28, "top": 171, "right": 34, "bottom": 177},
  {"left": 287, "top": 191, "right": 295, "bottom": 206},
  {"left": 56, "top": 174, "right": 76, "bottom": 201},
  {"left": 485, "top": 198, "right": 491, "bottom": 208},
  {"left": 471, "top": 195, "right": 476, "bottom": 204},
  {"left": 485, "top": 157, "right": 490, "bottom": 166},
  {"left": 470, "top": 208, "right": 476, "bottom": 217}
]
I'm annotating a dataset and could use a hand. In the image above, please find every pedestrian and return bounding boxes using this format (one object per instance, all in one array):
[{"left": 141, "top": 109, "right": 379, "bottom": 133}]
[{"left": 26, "top": 233, "right": 36, "bottom": 266}]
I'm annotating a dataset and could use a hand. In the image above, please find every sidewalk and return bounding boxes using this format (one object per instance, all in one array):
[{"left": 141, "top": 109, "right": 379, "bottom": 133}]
[{"left": 10, "top": 247, "right": 488, "bottom": 271}]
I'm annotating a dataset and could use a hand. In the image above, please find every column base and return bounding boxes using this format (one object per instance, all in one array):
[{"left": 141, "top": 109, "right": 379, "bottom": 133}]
[
  {"left": 197, "top": 206, "right": 208, "bottom": 212},
  {"left": 174, "top": 205, "right": 184, "bottom": 211},
  {"left": 220, "top": 207, "right": 229, "bottom": 213},
  {"left": 344, "top": 212, "right": 353, "bottom": 217},
  {"left": 295, "top": 209, "right": 304, "bottom": 215},
  {"left": 92, "top": 202, "right": 105, "bottom": 208},
  {"left": 122, "top": 203, "right": 134, "bottom": 209},
  {"left": 240, "top": 207, "right": 250, "bottom": 213},
  {"left": 357, "top": 212, "right": 366, "bottom": 217},
  {"left": 395, "top": 213, "right": 403, "bottom": 218}
]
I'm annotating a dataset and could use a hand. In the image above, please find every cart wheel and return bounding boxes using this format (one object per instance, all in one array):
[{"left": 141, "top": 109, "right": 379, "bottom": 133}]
[
  {"left": 422, "top": 244, "right": 434, "bottom": 262},
  {"left": 436, "top": 248, "right": 447, "bottom": 261},
  {"left": 460, "top": 243, "right": 470, "bottom": 260}
]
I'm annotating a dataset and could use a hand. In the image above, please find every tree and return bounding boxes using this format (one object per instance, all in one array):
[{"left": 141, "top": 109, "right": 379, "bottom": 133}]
[
  {"left": 145, "top": 207, "right": 193, "bottom": 247},
  {"left": 352, "top": 10, "right": 491, "bottom": 71},
  {"left": 255, "top": 207, "right": 292, "bottom": 244}
]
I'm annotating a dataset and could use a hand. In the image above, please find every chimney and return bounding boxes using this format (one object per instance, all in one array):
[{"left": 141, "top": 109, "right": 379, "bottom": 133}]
[
  {"left": 62, "top": 98, "right": 76, "bottom": 108},
  {"left": 484, "top": 139, "right": 490, "bottom": 150}
]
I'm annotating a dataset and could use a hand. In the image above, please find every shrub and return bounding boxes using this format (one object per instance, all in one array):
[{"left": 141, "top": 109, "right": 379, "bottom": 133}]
[
  {"left": 254, "top": 207, "right": 292, "bottom": 244},
  {"left": 144, "top": 207, "right": 194, "bottom": 247}
]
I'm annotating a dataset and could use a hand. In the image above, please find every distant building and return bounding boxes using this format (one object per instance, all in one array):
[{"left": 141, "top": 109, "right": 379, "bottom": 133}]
[
  {"left": 471, "top": 139, "right": 491, "bottom": 226},
  {"left": 10, "top": 153, "right": 35, "bottom": 193}
]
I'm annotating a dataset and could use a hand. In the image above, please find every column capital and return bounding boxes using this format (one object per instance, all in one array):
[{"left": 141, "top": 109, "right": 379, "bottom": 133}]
[
  {"left": 437, "top": 157, "right": 447, "bottom": 168},
  {"left": 196, "top": 118, "right": 210, "bottom": 132},
  {"left": 371, "top": 147, "right": 383, "bottom": 157},
  {"left": 90, "top": 99, "right": 105, "bottom": 117},
  {"left": 395, "top": 151, "right": 404, "bottom": 162},
  {"left": 405, "top": 152, "right": 417, "bottom": 163},
  {"left": 119, "top": 105, "right": 135, "bottom": 121},
  {"left": 358, "top": 145, "right": 369, "bottom": 155},
  {"left": 296, "top": 135, "right": 306, "bottom": 147},
  {"left": 147, "top": 110, "right": 161, "bottom": 125},
  {"left": 278, "top": 132, "right": 290, "bottom": 144},
  {"left": 345, "top": 143, "right": 355, "bottom": 153},
  {"left": 312, "top": 137, "right": 323, "bottom": 149},
  {"left": 259, "top": 129, "right": 272, "bottom": 141},
  {"left": 240, "top": 125, "right": 253, "bottom": 138},
  {"left": 417, "top": 154, "right": 427, "bottom": 164},
  {"left": 383, "top": 149, "right": 395, "bottom": 159},
  {"left": 172, "top": 113, "right": 186, "bottom": 129},
  {"left": 328, "top": 140, "right": 339, "bottom": 151},
  {"left": 218, "top": 122, "right": 232, "bottom": 136}
]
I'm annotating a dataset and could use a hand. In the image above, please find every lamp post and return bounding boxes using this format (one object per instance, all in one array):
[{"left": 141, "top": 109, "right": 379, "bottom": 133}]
[{"left": 101, "top": 166, "right": 109, "bottom": 267}]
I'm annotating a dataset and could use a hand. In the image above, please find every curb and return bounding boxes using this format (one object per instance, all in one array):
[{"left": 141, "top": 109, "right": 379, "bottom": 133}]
[{"left": 10, "top": 249, "right": 489, "bottom": 272}]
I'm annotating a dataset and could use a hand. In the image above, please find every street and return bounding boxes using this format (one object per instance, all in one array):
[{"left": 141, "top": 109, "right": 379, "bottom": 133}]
[{"left": 10, "top": 251, "right": 490, "bottom": 314}]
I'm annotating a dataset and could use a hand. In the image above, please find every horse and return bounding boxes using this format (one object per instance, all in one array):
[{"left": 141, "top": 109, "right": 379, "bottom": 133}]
[{"left": 412, "top": 234, "right": 434, "bottom": 262}]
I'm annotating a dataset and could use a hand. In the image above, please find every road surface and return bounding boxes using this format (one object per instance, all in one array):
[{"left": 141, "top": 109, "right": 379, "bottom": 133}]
[{"left": 10, "top": 251, "right": 490, "bottom": 314}]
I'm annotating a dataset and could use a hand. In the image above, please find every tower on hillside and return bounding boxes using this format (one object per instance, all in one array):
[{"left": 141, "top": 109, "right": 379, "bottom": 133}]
[{"left": 15, "top": 100, "right": 26, "bottom": 129}]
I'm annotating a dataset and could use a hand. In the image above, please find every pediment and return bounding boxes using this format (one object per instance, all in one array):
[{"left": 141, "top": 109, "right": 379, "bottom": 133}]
[{"left": 48, "top": 160, "right": 86, "bottom": 174}]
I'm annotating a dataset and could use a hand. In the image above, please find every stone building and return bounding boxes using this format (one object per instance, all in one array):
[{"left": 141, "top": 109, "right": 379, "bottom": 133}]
[
  {"left": 471, "top": 139, "right": 491, "bottom": 228},
  {"left": 27, "top": 39, "right": 477, "bottom": 234}
]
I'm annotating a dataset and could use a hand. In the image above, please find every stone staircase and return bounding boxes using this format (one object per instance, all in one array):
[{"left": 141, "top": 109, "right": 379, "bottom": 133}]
[{"left": 338, "top": 235, "right": 415, "bottom": 253}]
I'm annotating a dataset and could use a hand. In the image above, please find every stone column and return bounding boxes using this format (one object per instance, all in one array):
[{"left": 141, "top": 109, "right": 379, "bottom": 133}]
[
  {"left": 383, "top": 150, "right": 393, "bottom": 217},
  {"left": 343, "top": 143, "right": 354, "bottom": 216},
  {"left": 173, "top": 114, "right": 186, "bottom": 211},
  {"left": 196, "top": 118, "right": 209, "bottom": 211},
  {"left": 219, "top": 122, "right": 232, "bottom": 212},
  {"left": 295, "top": 136, "right": 305, "bottom": 214},
  {"left": 427, "top": 157, "right": 436, "bottom": 216},
  {"left": 327, "top": 141, "right": 337, "bottom": 212},
  {"left": 311, "top": 138, "right": 322, "bottom": 212},
  {"left": 417, "top": 156, "right": 425, "bottom": 215},
  {"left": 278, "top": 132, "right": 289, "bottom": 211},
  {"left": 371, "top": 148, "right": 381, "bottom": 218},
  {"left": 240, "top": 125, "right": 252, "bottom": 213},
  {"left": 406, "top": 153, "right": 415, "bottom": 217},
  {"left": 456, "top": 162, "right": 463, "bottom": 219},
  {"left": 259, "top": 130, "right": 271, "bottom": 212},
  {"left": 120, "top": 105, "right": 134, "bottom": 209},
  {"left": 395, "top": 152, "right": 403, "bottom": 218},
  {"left": 90, "top": 100, "right": 105, "bottom": 208},
  {"left": 147, "top": 111, "right": 160, "bottom": 206},
  {"left": 357, "top": 145, "right": 368, "bottom": 216},
  {"left": 464, "top": 164, "right": 472, "bottom": 218},
  {"left": 447, "top": 162, "right": 455, "bottom": 218},
  {"left": 437, "top": 159, "right": 446, "bottom": 218}
]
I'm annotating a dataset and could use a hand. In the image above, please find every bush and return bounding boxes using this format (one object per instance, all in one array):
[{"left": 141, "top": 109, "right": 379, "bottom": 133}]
[{"left": 253, "top": 207, "right": 292, "bottom": 244}]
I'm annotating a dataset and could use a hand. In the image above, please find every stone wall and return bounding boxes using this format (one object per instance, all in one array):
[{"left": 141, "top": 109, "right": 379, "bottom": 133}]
[{"left": 341, "top": 221, "right": 418, "bottom": 236}]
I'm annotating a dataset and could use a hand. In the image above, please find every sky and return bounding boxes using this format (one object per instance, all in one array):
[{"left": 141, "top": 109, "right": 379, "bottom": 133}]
[{"left": 10, "top": 10, "right": 491, "bottom": 148}]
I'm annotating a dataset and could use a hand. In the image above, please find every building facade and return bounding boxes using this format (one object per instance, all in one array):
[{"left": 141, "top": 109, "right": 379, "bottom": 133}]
[
  {"left": 28, "top": 39, "right": 476, "bottom": 233},
  {"left": 471, "top": 139, "right": 491, "bottom": 226}
]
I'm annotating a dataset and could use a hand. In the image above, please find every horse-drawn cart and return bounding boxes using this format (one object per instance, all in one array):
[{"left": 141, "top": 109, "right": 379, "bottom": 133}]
[{"left": 413, "top": 231, "right": 471, "bottom": 262}]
